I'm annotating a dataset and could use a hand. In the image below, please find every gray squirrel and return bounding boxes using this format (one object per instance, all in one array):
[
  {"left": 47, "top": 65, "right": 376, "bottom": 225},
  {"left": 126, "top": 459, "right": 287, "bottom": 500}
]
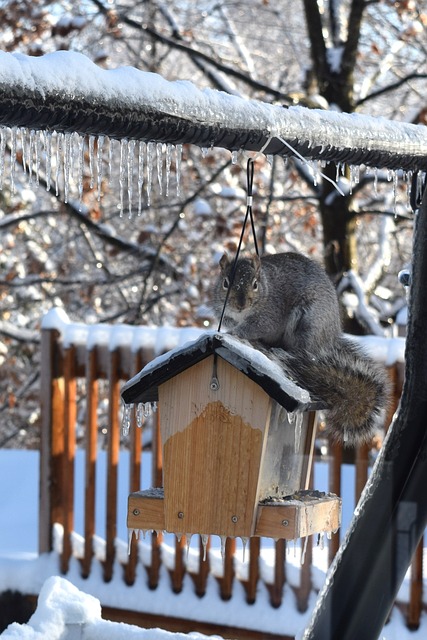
[{"left": 213, "top": 251, "right": 390, "bottom": 445}]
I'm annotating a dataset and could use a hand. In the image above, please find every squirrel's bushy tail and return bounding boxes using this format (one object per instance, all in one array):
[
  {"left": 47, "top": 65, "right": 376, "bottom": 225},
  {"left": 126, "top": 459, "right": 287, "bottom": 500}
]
[{"left": 269, "top": 339, "right": 391, "bottom": 445}]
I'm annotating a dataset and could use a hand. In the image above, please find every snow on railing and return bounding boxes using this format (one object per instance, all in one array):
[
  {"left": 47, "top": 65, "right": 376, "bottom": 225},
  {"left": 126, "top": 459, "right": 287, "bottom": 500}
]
[{"left": 0, "top": 50, "right": 426, "bottom": 176}]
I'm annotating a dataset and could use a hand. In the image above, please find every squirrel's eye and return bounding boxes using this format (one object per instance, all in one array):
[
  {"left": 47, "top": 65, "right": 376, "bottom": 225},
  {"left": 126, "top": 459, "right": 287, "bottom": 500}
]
[
  {"left": 252, "top": 278, "right": 258, "bottom": 291},
  {"left": 223, "top": 277, "right": 229, "bottom": 290}
]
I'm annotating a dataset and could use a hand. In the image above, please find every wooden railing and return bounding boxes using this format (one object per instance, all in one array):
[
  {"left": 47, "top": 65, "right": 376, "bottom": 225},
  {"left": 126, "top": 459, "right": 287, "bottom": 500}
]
[{"left": 39, "top": 317, "right": 422, "bottom": 637}]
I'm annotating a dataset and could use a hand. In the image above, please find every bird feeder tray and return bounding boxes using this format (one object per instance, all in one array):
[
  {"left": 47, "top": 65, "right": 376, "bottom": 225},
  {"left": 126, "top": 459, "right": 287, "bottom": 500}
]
[{"left": 122, "top": 332, "right": 341, "bottom": 540}]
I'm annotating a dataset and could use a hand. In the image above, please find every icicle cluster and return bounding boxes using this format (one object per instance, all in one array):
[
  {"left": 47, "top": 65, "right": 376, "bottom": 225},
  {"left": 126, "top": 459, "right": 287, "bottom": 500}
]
[
  {"left": 121, "top": 401, "right": 157, "bottom": 435},
  {"left": 0, "top": 126, "right": 183, "bottom": 216}
]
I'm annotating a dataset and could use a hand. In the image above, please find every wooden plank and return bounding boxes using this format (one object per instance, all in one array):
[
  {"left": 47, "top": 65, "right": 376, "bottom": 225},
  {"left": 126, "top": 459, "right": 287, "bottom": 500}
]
[
  {"left": 244, "top": 537, "right": 260, "bottom": 604},
  {"left": 328, "top": 440, "right": 342, "bottom": 565},
  {"left": 82, "top": 347, "right": 99, "bottom": 579},
  {"left": 170, "top": 535, "right": 186, "bottom": 594},
  {"left": 101, "top": 606, "right": 295, "bottom": 640},
  {"left": 128, "top": 491, "right": 165, "bottom": 531},
  {"left": 301, "top": 411, "right": 318, "bottom": 490},
  {"left": 255, "top": 494, "right": 341, "bottom": 539},
  {"left": 124, "top": 350, "right": 143, "bottom": 586},
  {"left": 61, "top": 345, "right": 77, "bottom": 574},
  {"left": 269, "top": 539, "right": 286, "bottom": 608},
  {"left": 160, "top": 356, "right": 271, "bottom": 537},
  {"left": 39, "top": 328, "right": 64, "bottom": 554},
  {"left": 191, "top": 536, "right": 210, "bottom": 597},
  {"left": 217, "top": 537, "right": 235, "bottom": 600},
  {"left": 104, "top": 349, "right": 120, "bottom": 582},
  {"left": 355, "top": 442, "right": 369, "bottom": 503},
  {"left": 407, "top": 540, "right": 423, "bottom": 629}
]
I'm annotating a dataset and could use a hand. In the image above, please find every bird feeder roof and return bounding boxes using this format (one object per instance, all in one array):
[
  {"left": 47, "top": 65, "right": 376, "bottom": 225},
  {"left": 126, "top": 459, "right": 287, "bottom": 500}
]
[{"left": 121, "top": 331, "right": 319, "bottom": 413}]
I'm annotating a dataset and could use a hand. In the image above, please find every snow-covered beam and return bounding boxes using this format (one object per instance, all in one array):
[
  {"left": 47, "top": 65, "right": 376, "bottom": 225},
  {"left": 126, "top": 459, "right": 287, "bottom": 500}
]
[{"left": 0, "top": 50, "right": 426, "bottom": 172}]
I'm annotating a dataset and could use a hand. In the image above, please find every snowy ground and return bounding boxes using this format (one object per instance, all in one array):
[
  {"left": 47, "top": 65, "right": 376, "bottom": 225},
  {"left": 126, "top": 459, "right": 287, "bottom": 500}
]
[{"left": 0, "top": 449, "right": 426, "bottom": 639}]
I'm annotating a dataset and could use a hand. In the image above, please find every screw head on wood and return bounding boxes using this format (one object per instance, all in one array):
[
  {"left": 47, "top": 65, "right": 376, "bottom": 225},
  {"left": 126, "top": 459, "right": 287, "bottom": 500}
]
[
  {"left": 178, "top": 511, "right": 184, "bottom": 519},
  {"left": 282, "top": 519, "right": 289, "bottom": 526},
  {"left": 231, "top": 515, "right": 238, "bottom": 523},
  {"left": 133, "top": 509, "right": 140, "bottom": 516}
]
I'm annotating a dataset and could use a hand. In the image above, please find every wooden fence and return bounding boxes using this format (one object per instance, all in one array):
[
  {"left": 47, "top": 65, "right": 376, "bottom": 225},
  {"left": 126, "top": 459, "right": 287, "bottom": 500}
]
[{"left": 39, "top": 320, "right": 422, "bottom": 638}]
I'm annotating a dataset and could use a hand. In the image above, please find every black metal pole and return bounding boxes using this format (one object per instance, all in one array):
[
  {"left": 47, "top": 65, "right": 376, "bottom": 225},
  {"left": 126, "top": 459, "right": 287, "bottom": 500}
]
[{"left": 303, "top": 181, "right": 427, "bottom": 640}]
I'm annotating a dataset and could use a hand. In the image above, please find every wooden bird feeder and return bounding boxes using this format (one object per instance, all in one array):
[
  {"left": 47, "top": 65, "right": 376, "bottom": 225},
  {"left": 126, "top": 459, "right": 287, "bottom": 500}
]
[{"left": 121, "top": 332, "right": 341, "bottom": 541}]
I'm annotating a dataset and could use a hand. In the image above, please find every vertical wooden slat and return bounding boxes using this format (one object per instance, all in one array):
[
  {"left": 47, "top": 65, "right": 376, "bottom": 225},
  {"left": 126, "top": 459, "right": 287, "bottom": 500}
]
[
  {"left": 328, "top": 440, "right": 342, "bottom": 565},
  {"left": 124, "top": 350, "right": 143, "bottom": 586},
  {"left": 170, "top": 536, "right": 186, "bottom": 593},
  {"left": 296, "top": 536, "right": 313, "bottom": 612},
  {"left": 147, "top": 531, "right": 162, "bottom": 589},
  {"left": 218, "top": 537, "right": 235, "bottom": 600},
  {"left": 355, "top": 442, "right": 369, "bottom": 504},
  {"left": 39, "top": 328, "right": 64, "bottom": 554},
  {"left": 244, "top": 537, "right": 260, "bottom": 604},
  {"left": 407, "top": 540, "right": 423, "bottom": 629},
  {"left": 104, "top": 348, "right": 120, "bottom": 582},
  {"left": 269, "top": 539, "right": 286, "bottom": 608},
  {"left": 60, "top": 345, "right": 77, "bottom": 574},
  {"left": 81, "top": 347, "right": 99, "bottom": 579},
  {"left": 192, "top": 536, "right": 210, "bottom": 597}
]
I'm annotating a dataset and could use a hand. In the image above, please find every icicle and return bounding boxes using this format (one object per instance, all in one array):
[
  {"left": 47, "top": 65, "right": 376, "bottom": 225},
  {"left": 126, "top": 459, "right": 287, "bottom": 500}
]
[
  {"left": 156, "top": 142, "right": 163, "bottom": 195},
  {"left": 175, "top": 143, "right": 183, "bottom": 198},
  {"left": 27, "top": 129, "right": 36, "bottom": 185},
  {"left": 405, "top": 171, "right": 412, "bottom": 210},
  {"left": 128, "top": 528, "right": 136, "bottom": 554},
  {"left": 312, "top": 160, "right": 319, "bottom": 187},
  {"left": 393, "top": 170, "right": 399, "bottom": 218},
  {"left": 35, "top": 130, "right": 42, "bottom": 185},
  {"left": 119, "top": 139, "right": 128, "bottom": 217},
  {"left": 44, "top": 132, "right": 53, "bottom": 191},
  {"left": 301, "top": 536, "right": 309, "bottom": 566},
  {"left": 201, "top": 147, "right": 209, "bottom": 158},
  {"left": 220, "top": 536, "right": 227, "bottom": 561},
  {"left": 241, "top": 536, "right": 249, "bottom": 563},
  {"left": 55, "top": 133, "right": 62, "bottom": 197},
  {"left": 287, "top": 410, "right": 296, "bottom": 424},
  {"left": 176, "top": 533, "right": 182, "bottom": 543},
  {"left": 88, "top": 135, "right": 95, "bottom": 189},
  {"left": 146, "top": 141, "right": 155, "bottom": 206},
  {"left": 108, "top": 137, "right": 114, "bottom": 185},
  {"left": 416, "top": 171, "right": 424, "bottom": 205},
  {"left": 165, "top": 143, "right": 172, "bottom": 197},
  {"left": 0, "top": 128, "right": 6, "bottom": 189},
  {"left": 335, "top": 162, "right": 341, "bottom": 183},
  {"left": 201, "top": 534, "right": 209, "bottom": 562},
  {"left": 77, "top": 135, "right": 85, "bottom": 207},
  {"left": 295, "top": 412, "right": 303, "bottom": 453},
  {"left": 137, "top": 141, "right": 145, "bottom": 215},
  {"left": 136, "top": 403, "right": 144, "bottom": 428},
  {"left": 387, "top": 168, "right": 393, "bottom": 182},
  {"left": 231, "top": 149, "right": 238, "bottom": 164},
  {"left": 20, "top": 128, "right": 28, "bottom": 176},
  {"left": 96, "top": 135, "right": 105, "bottom": 201},
  {"left": 121, "top": 403, "right": 133, "bottom": 435},
  {"left": 373, "top": 167, "right": 378, "bottom": 195},
  {"left": 10, "top": 126, "right": 17, "bottom": 194},
  {"left": 326, "top": 530, "right": 332, "bottom": 540},
  {"left": 63, "top": 132, "right": 72, "bottom": 204},
  {"left": 317, "top": 532, "right": 325, "bottom": 550},
  {"left": 127, "top": 139, "right": 136, "bottom": 218}
]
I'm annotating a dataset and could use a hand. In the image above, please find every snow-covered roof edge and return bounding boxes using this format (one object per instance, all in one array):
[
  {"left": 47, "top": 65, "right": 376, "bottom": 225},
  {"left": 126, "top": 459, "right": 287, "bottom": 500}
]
[{"left": 121, "top": 331, "right": 314, "bottom": 411}]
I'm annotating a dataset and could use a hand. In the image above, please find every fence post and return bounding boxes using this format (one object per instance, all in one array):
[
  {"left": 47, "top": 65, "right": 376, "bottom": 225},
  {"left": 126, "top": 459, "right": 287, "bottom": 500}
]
[{"left": 39, "top": 328, "right": 64, "bottom": 555}]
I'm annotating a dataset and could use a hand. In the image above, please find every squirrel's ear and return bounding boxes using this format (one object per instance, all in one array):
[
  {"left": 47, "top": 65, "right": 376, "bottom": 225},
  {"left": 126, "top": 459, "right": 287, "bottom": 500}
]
[
  {"left": 219, "top": 252, "right": 230, "bottom": 272},
  {"left": 252, "top": 254, "right": 261, "bottom": 273}
]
